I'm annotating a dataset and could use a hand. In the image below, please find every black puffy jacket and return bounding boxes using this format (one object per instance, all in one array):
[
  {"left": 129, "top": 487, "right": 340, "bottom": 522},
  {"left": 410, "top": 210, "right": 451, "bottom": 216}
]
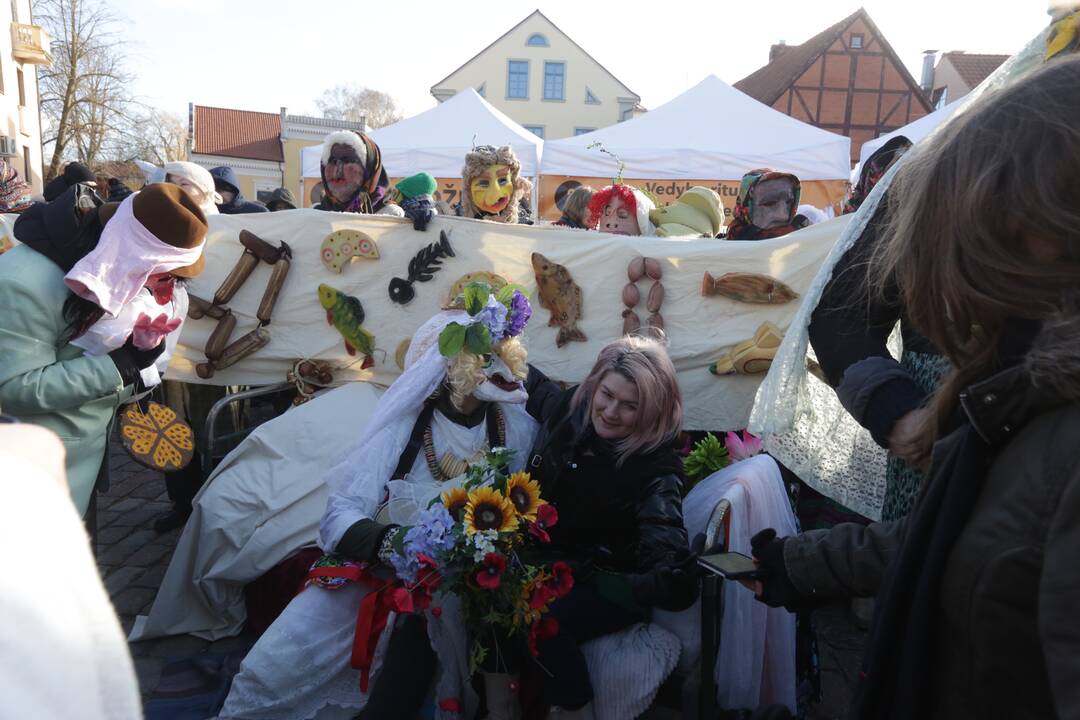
[{"left": 523, "top": 366, "right": 692, "bottom": 608}]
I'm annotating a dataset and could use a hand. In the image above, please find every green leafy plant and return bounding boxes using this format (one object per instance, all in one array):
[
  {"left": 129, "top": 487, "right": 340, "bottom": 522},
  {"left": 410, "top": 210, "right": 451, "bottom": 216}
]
[{"left": 683, "top": 433, "right": 729, "bottom": 482}]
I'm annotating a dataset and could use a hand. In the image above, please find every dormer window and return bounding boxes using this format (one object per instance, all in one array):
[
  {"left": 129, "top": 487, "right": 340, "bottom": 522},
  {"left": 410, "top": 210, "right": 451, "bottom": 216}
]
[{"left": 527, "top": 33, "right": 549, "bottom": 47}]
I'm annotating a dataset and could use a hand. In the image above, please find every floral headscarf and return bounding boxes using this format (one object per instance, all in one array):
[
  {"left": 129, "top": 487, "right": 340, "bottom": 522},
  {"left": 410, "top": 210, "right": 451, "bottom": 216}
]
[
  {"left": 725, "top": 169, "right": 804, "bottom": 240},
  {"left": 319, "top": 131, "right": 391, "bottom": 214}
]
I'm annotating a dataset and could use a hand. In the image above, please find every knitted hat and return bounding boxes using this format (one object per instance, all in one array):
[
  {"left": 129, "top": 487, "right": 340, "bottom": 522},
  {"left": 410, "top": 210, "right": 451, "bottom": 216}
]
[
  {"left": 266, "top": 187, "right": 298, "bottom": 210},
  {"left": 395, "top": 172, "right": 437, "bottom": 199}
]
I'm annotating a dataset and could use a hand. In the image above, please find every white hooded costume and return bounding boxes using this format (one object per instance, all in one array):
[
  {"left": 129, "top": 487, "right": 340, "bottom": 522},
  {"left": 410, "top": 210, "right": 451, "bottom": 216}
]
[{"left": 220, "top": 310, "right": 538, "bottom": 720}]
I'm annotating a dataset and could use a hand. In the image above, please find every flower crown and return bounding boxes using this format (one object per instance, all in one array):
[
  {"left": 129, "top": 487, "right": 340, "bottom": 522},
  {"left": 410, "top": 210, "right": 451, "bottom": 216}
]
[{"left": 439, "top": 282, "right": 532, "bottom": 358}]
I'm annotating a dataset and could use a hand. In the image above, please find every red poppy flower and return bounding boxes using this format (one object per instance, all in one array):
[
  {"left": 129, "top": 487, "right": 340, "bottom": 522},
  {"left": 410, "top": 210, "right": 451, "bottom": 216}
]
[
  {"left": 527, "top": 616, "right": 560, "bottom": 656},
  {"left": 145, "top": 273, "right": 176, "bottom": 305},
  {"left": 416, "top": 553, "right": 443, "bottom": 591},
  {"left": 476, "top": 552, "right": 506, "bottom": 590},
  {"left": 388, "top": 585, "right": 414, "bottom": 613},
  {"left": 528, "top": 504, "right": 559, "bottom": 543},
  {"left": 547, "top": 561, "right": 574, "bottom": 597},
  {"left": 528, "top": 582, "right": 557, "bottom": 610},
  {"left": 438, "top": 697, "right": 462, "bottom": 713}
]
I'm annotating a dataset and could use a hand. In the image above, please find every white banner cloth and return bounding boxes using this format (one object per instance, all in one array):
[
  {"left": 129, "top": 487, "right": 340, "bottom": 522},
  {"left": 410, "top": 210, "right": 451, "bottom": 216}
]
[{"left": 171, "top": 210, "right": 849, "bottom": 431}]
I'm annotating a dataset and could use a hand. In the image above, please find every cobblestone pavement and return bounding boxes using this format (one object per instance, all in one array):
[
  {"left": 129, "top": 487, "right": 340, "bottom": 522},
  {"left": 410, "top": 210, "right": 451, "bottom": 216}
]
[{"left": 98, "top": 440, "right": 254, "bottom": 703}]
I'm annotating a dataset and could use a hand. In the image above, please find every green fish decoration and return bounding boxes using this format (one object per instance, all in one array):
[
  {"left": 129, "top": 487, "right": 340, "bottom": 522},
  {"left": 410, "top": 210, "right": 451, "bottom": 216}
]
[{"left": 318, "top": 283, "right": 376, "bottom": 369}]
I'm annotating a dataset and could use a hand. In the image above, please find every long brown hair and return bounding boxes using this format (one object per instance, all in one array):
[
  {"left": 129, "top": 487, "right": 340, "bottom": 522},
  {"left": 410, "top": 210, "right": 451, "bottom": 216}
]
[{"left": 872, "top": 55, "right": 1080, "bottom": 453}]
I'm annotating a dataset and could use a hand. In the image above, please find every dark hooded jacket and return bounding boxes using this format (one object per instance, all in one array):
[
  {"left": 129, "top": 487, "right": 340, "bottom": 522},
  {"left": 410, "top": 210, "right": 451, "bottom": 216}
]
[
  {"left": 781, "top": 310, "right": 1080, "bottom": 720},
  {"left": 106, "top": 178, "right": 134, "bottom": 203},
  {"left": 265, "top": 187, "right": 297, "bottom": 211},
  {"left": 523, "top": 366, "right": 695, "bottom": 611},
  {"left": 43, "top": 162, "right": 96, "bottom": 203},
  {"left": 209, "top": 166, "right": 268, "bottom": 215}
]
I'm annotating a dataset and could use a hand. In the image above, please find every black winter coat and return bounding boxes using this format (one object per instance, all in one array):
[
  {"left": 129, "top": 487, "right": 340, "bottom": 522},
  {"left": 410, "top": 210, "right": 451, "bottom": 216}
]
[
  {"left": 808, "top": 202, "right": 941, "bottom": 446},
  {"left": 784, "top": 315, "right": 1080, "bottom": 720},
  {"left": 523, "top": 367, "right": 692, "bottom": 608}
]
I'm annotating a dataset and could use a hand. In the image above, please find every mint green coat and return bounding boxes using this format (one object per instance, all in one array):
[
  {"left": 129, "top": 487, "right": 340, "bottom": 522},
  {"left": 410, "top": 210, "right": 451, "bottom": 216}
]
[{"left": 0, "top": 245, "right": 131, "bottom": 515}]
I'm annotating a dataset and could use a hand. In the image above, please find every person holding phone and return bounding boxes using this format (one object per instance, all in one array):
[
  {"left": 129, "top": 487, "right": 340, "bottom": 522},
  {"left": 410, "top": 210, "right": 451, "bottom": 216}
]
[
  {"left": 744, "top": 57, "right": 1080, "bottom": 720},
  {"left": 522, "top": 335, "right": 698, "bottom": 717}
]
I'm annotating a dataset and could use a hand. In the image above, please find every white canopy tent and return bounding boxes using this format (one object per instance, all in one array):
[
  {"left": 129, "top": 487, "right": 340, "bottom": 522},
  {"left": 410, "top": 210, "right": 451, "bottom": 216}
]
[
  {"left": 852, "top": 101, "right": 963, "bottom": 182},
  {"left": 300, "top": 88, "right": 543, "bottom": 180},
  {"left": 540, "top": 75, "right": 851, "bottom": 182}
]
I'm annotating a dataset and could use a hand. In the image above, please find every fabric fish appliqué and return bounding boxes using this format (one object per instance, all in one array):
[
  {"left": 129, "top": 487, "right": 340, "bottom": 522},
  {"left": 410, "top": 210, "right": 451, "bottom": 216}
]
[
  {"left": 317, "top": 283, "right": 376, "bottom": 369},
  {"left": 530, "top": 252, "right": 587, "bottom": 348}
]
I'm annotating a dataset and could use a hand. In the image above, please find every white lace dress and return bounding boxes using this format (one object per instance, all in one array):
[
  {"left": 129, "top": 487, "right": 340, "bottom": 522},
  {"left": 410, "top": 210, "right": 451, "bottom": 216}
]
[{"left": 219, "top": 403, "right": 537, "bottom": 720}]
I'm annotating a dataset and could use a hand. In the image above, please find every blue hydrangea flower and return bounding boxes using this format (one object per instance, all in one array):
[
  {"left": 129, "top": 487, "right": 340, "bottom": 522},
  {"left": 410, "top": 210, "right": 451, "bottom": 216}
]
[{"left": 474, "top": 296, "right": 508, "bottom": 340}]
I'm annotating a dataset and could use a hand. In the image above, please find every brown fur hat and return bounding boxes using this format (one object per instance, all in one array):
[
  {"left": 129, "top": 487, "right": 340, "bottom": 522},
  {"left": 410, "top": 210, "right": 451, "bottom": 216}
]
[{"left": 459, "top": 145, "right": 532, "bottom": 223}]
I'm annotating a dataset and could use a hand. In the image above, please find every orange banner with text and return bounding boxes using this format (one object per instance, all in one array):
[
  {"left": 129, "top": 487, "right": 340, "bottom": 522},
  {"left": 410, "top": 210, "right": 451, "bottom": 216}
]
[{"left": 537, "top": 176, "right": 849, "bottom": 224}]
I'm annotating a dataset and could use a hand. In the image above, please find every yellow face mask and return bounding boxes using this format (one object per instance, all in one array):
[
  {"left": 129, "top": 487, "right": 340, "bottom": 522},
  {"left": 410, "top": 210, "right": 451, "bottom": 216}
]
[{"left": 470, "top": 164, "right": 514, "bottom": 214}]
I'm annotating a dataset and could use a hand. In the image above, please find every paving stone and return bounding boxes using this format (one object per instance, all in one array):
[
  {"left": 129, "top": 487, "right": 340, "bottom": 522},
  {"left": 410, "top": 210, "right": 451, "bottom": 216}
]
[
  {"left": 109, "top": 504, "right": 170, "bottom": 529},
  {"left": 109, "top": 497, "right": 143, "bottom": 513},
  {"left": 128, "top": 481, "right": 166, "bottom": 500},
  {"left": 96, "top": 524, "right": 136, "bottom": 545},
  {"left": 132, "top": 564, "right": 168, "bottom": 589},
  {"left": 97, "top": 529, "right": 156, "bottom": 565},
  {"left": 95, "top": 509, "right": 121, "bottom": 528},
  {"left": 112, "top": 586, "right": 158, "bottom": 616},
  {"left": 104, "top": 565, "right": 146, "bottom": 595},
  {"left": 124, "top": 541, "right": 172, "bottom": 568}
]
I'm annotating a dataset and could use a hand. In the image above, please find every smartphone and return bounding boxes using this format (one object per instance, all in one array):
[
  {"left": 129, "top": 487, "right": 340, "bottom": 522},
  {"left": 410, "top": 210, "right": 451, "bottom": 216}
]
[{"left": 697, "top": 551, "right": 766, "bottom": 580}]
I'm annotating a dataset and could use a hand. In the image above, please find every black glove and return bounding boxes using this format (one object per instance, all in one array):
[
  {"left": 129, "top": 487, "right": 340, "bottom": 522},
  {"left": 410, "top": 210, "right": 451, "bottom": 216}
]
[
  {"left": 336, "top": 518, "right": 399, "bottom": 564},
  {"left": 749, "top": 528, "right": 805, "bottom": 612},
  {"left": 401, "top": 195, "right": 436, "bottom": 232},
  {"left": 108, "top": 335, "right": 166, "bottom": 386},
  {"left": 627, "top": 534, "right": 705, "bottom": 611}
]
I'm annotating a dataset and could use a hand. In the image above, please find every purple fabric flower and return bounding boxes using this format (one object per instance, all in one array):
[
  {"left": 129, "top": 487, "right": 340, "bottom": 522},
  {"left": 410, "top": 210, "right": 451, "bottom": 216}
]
[
  {"left": 506, "top": 291, "right": 532, "bottom": 337},
  {"left": 474, "top": 296, "right": 508, "bottom": 340}
]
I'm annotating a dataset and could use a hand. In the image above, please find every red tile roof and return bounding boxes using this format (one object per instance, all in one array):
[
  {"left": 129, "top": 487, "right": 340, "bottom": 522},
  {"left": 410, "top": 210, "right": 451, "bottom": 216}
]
[
  {"left": 734, "top": 7, "right": 930, "bottom": 115},
  {"left": 192, "top": 106, "right": 282, "bottom": 162},
  {"left": 940, "top": 52, "right": 1009, "bottom": 90},
  {"left": 735, "top": 10, "right": 860, "bottom": 105}
]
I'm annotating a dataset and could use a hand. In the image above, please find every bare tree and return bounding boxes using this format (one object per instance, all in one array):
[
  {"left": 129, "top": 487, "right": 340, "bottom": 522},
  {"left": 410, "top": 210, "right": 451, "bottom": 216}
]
[
  {"left": 36, "top": 0, "right": 137, "bottom": 179},
  {"left": 112, "top": 109, "right": 188, "bottom": 166},
  {"left": 315, "top": 85, "right": 403, "bottom": 129}
]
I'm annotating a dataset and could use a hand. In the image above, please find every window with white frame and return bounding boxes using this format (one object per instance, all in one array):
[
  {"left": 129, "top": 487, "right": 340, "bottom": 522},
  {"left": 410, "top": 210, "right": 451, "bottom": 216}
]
[
  {"left": 544, "top": 62, "right": 565, "bottom": 101},
  {"left": 507, "top": 61, "right": 529, "bottom": 99},
  {"left": 526, "top": 33, "right": 548, "bottom": 47},
  {"left": 523, "top": 126, "right": 545, "bottom": 139},
  {"left": 574, "top": 127, "right": 595, "bottom": 136},
  {"left": 585, "top": 88, "right": 600, "bottom": 104}
]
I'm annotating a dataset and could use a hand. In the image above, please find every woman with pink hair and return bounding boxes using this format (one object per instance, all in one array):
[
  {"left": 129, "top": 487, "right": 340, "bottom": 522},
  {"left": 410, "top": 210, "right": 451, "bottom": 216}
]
[{"left": 518, "top": 335, "right": 696, "bottom": 717}]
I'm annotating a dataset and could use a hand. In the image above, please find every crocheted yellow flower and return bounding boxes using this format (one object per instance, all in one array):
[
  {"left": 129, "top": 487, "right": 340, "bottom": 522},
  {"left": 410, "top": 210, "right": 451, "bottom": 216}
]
[
  {"left": 464, "top": 487, "right": 516, "bottom": 535},
  {"left": 441, "top": 487, "right": 470, "bottom": 521},
  {"left": 505, "top": 472, "right": 542, "bottom": 521}
]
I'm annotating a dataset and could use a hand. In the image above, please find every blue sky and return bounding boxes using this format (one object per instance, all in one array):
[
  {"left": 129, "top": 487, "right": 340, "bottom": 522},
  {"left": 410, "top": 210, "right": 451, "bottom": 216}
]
[{"left": 112, "top": 0, "right": 1049, "bottom": 121}]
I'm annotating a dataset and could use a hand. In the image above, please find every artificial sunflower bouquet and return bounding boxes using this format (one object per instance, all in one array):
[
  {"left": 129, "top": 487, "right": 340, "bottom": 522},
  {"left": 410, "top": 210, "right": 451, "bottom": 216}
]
[{"left": 386, "top": 448, "right": 573, "bottom": 671}]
